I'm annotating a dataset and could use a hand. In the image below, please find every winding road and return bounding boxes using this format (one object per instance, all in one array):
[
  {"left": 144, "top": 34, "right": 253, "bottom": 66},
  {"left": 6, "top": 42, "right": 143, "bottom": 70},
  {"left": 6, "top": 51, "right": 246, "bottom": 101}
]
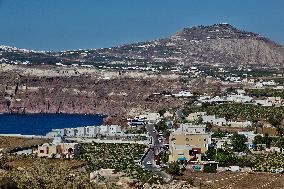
[{"left": 141, "top": 124, "right": 172, "bottom": 182}]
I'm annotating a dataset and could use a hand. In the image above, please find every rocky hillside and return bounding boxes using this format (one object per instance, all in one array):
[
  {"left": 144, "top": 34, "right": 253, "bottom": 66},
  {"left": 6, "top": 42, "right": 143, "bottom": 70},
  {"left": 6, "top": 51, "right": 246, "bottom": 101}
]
[
  {"left": 102, "top": 24, "right": 284, "bottom": 67},
  {"left": 1, "top": 24, "right": 284, "bottom": 68},
  {"left": 169, "top": 24, "right": 284, "bottom": 66}
]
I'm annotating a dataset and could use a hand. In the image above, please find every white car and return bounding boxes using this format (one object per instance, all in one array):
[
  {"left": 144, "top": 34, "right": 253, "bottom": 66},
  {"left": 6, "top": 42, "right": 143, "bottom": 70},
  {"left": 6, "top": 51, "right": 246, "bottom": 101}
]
[
  {"left": 146, "top": 161, "right": 152, "bottom": 165},
  {"left": 276, "top": 168, "right": 284, "bottom": 173}
]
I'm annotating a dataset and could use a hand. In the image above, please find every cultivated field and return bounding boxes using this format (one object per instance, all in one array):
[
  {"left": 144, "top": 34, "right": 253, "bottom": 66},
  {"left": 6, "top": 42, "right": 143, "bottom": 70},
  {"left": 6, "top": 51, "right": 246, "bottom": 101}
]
[{"left": 77, "top": 143, "right": 162, "bottom": 183}]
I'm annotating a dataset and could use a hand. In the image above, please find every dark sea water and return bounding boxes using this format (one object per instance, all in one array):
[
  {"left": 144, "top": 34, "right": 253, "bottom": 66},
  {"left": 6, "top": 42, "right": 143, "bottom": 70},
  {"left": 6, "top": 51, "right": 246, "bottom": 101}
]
[{"left": 0, "top": 114, "right": 104, "bottom": 135}]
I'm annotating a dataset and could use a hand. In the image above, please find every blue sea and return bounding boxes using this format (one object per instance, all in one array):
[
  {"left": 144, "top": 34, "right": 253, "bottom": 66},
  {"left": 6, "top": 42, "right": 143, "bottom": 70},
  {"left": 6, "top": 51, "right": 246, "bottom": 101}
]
[{"left": 0, "top": 114, "right": 104, "bottom": 135}]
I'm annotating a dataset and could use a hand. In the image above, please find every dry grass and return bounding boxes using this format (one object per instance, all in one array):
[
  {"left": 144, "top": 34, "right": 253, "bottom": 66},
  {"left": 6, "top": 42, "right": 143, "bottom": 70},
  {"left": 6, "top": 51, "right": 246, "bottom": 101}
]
[
  {"left": 0, "top": 169, "right": 6, "bottom": 176},
  {"left": 256, "top": 127, "right": 278, "bottom": 136},
  {"left": 0, "top": 136, "right": 50, "bottom": 152},
  {"left": 177, "top": 171, "right": 284, "bottom": 189},
  {"left": 0, "top": 156, "right": 93, "bottom": 189},
  {"left": 3, "top": 156, "right": 85, "bottom": 170},
  {"left": 211, "top": 126, "right": 251, "bottom": 133}
]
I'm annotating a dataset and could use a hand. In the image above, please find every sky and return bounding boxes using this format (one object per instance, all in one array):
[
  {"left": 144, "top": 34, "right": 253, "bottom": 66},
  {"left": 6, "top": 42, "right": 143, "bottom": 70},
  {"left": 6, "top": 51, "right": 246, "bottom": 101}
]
[{"left": 0, "top": 0, "right": 283, "bottom": 51}]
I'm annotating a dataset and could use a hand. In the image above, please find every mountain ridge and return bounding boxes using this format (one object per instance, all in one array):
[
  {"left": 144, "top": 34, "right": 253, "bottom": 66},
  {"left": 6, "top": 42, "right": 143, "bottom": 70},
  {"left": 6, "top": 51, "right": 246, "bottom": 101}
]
[{"left": 1, "top": 24, "right": 284, "bottom": 67}]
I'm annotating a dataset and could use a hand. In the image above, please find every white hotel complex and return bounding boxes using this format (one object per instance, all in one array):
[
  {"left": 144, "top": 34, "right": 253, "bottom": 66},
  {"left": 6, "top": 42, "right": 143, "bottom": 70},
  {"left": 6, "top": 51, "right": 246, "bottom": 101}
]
[{"left": 46, "top": 125, "right": 123, "bottom": 138}]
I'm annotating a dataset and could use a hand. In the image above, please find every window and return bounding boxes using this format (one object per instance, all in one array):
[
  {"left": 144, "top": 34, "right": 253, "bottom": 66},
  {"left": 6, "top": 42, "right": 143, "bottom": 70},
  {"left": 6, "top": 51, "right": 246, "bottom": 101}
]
[
  {"left": 204, "top": 138, "right": 206, "bottom": 141},
  {"left": 40, "top": 150, "right": 44, "bottom": 153}
]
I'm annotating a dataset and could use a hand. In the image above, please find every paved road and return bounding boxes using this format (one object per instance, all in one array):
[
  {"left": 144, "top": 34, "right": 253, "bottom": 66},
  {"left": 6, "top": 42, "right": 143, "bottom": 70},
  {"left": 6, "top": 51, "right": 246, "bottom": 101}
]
[
  {"left": 141, "top": 124, "right": 172, "bottom": 182},
  {"left": 146, "top": 124, "right": 162, "bottom": 155},
  {"left": 142, "top": 149, "right": 159, "bottom": 171}
]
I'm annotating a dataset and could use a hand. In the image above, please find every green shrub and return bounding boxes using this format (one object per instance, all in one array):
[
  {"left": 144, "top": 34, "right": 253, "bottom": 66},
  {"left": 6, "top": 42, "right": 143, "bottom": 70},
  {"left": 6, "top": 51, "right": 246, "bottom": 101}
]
[
  {"left": 204, "top": 166, "right": 217, "bottom": 173},
  {"left": 166, "top": 162, "right": 181, "bottom": 176}
]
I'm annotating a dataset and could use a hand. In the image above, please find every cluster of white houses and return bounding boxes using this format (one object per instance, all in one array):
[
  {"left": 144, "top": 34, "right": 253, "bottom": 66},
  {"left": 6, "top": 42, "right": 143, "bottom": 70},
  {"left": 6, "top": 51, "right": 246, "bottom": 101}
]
[
  {"left": 153, "top": 88, "right": 284, "bottom": 108},
  {"left": 153, "top": 91, "right": 193, "bottom": 98},
  {"left": 198, "top": 90, "right": 251, "bottom": 104},
  {"left": 225, "top": 77, "right": 284, "bottom": 89},
  {"left": 31, "top": 124, "right": 149, "bottom": 159},
  {"left": 198, "top": 90, "right": 284, "bottom": 107},
  {"left": 46, "top": 125, "right": 123, "bottom": 138},
  {"left": 254, "top": 96, "right": 284, "bottom": 107},
  {"left": 186, "top": 112, "right": 252, "bottom": 128},
  {"left": 212, "top": 131, "right": 263, "bottom": 151}
]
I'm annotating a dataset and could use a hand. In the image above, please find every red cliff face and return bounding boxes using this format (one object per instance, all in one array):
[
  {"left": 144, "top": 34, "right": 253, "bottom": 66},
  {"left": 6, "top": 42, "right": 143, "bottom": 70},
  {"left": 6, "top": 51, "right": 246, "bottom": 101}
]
[
  {"left": 0, "top": 72, "right": 190, "bottom": 115},
  {"left": 0, "top": 67, "right": 227, "bottom": 116}
]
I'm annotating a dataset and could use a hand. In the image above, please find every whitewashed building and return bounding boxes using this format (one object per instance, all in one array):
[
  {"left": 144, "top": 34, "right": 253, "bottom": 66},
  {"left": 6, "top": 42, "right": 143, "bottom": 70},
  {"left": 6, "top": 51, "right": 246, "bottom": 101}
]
[
  {"left": 177, "top": 123, "right": 207, "bottom": 134},
  {"left": 85, "top": 126, "right": 100, "bottom": 138},
  {"left": 215, "top": 139, "right": 232, "bottom": 150},
  {"left": 255, "top": 100, "right": 273, "bottom": 107},
  {"left": 226, "top": 94, "right": 253, "bottom": 103},
  {"left": 238, "top": 131, "right": 263, "bottom": 149},
  {"left": 228, "top": 121, "right": 252, "bottom": 128},
  {"left": 47, "top": 125, "right": 123, "bottom": 138},
  {"left": 173, "top": 91, "right": 193, "bottom": 97},
  {"left": 202, "top": 115, "right": 227, "bottom": 126}
]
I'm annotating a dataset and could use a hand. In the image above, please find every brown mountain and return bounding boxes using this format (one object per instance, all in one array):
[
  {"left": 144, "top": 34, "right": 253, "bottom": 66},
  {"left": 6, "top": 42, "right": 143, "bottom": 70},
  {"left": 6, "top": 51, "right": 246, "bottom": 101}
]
[
  {"left": 1, "top": 24, "right": 284, "bottom": 68},
  {"left": 97, "top": 23, "right": 284, "bottom": 67}
]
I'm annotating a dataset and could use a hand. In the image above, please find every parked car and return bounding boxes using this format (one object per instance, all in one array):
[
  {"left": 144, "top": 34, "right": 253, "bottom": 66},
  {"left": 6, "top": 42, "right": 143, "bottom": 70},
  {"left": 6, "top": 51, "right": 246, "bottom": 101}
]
[
  {"left": 146, "top": 161, "right": 152, "bottom": 165},
  {"left": 226, "top": 166, "right": 240, "bottom": 172},
  {"left": 271, "top": 169, "right": 276, "bottom": 173}
]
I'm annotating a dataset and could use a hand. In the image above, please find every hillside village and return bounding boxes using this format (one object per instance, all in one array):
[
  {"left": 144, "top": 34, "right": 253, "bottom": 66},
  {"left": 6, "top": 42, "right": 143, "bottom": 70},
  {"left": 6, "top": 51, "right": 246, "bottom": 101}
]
[
  {"left": 1, "top": 24, "right": 284, "bottom": 188},
  {"left": 1, "top": 80, "right": 284, "bottom": 188}
]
